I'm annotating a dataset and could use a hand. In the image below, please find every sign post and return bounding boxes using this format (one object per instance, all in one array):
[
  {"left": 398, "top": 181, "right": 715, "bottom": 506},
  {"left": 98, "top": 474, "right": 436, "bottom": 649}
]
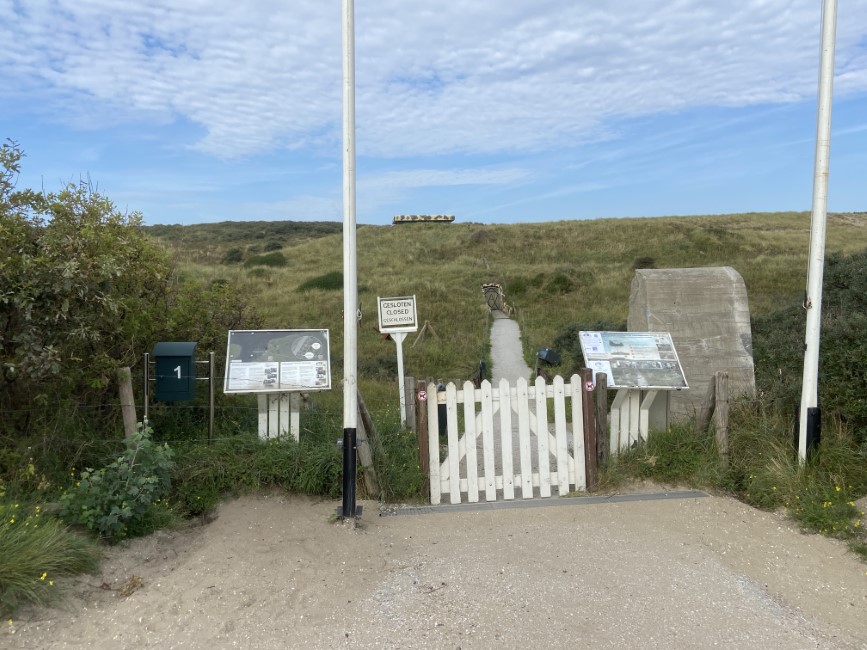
[{"left": 378, "top": 296, "right": 418, "bottom": 427}]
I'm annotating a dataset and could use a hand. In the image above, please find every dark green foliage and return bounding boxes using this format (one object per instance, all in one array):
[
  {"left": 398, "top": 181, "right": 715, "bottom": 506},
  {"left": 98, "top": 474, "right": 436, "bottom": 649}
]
[
  {"left": 145, "top": 220, "right": 342, "bottom": 247},
  {"left": 374, "top": 428, "right": 426, "bottom": 502},
  {"left": 60, "top": 426, "right": 174, "bottom": 542},
  {"left": 752, "top": 248, "right": 867, "bottom": 442},
  {"left": 298, "top": 271, "right": 343, "bottom": 291},
  {"left": 222, "top": 247, "right": 243, "bottom": 264},
  {"left": 553, "top": 320, "right": 627, "bottom": 374},
  {"left": 263, "top": 241, "right": 283, "bottom": 252},
  {"left": 544, "top": 273, "right": 574, "bottom": 295},
  {"left": 243, "top": 251, "right": 286, "bottom": 268},
  {"left": 632, "top": 256, "right": 656, "bottom": 270},
  {"left": 169, "top": 435, "right": 342, "bottom": 517}
]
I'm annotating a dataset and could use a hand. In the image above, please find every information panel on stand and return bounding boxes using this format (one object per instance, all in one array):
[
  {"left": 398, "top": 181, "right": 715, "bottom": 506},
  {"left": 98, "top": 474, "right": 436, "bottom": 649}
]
[
  {"left": 579, "top": 331, "right": 688, "bottom": 390},
  {"left": 224, "top": 329, "right": 331, "bottom": 394}
]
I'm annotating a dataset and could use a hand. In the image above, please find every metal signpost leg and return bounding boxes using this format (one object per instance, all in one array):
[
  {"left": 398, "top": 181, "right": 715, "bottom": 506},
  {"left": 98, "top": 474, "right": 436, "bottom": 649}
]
[{"left": 394, "top": 332, "right": 408, "bottom": 427}]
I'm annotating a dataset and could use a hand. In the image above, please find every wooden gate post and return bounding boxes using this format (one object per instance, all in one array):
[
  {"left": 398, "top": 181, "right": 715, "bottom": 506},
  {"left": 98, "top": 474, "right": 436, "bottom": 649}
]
[
  {"left": 404, "top": 376, "right": 417, "bottom": 432},
  {"left": 594, "top": 372, "right": 609, "bottom": 468},
  {"left": 416, "top": 379, "right": 430, "bottom": 496},
  {"left": 579, "top": 368, "right": 598, "bottom": 491}
]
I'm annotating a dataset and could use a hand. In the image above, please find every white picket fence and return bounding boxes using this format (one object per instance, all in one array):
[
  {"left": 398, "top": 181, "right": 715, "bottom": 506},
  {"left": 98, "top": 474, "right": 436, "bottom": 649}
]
[{"left": 426, "top": 376, "right": 588, "bottom": 505}]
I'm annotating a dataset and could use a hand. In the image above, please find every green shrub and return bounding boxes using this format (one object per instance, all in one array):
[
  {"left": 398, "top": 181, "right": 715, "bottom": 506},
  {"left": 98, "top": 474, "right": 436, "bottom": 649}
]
[
  {"left": 263, "top": 241, "right": 283, "bottom": 252},
  {"left": 60, "top": 425, "right": 174, "bottom": 542},
  {"left": 753, "top": 248, "right": 867, "bottom": 442},
  {"left": 298, "top": 271, "right": 343, "bottom": 292},
  {"left": 243, "top": 251, "right": 287, "bottom": 268},
  {"left": 0, "top": 502, "right": 101, "bottom": 615},
  {"left": 222, "top": 247, "right": 243, "bottom": 264}
]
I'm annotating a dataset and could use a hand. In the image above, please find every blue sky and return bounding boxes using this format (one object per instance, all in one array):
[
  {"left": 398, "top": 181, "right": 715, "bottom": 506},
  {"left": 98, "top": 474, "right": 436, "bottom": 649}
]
[{"left": 1, "top": 0, "right": 865, "bottom": 226}]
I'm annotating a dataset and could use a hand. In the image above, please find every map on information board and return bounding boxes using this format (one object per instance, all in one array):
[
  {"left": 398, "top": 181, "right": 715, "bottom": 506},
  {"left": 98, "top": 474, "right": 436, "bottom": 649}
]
[
  {"left": 224, "top": 329, "right": 331, "bottom": 394},
  {"left": 579, "top": 331, "right": 688, "bottom": 390}
]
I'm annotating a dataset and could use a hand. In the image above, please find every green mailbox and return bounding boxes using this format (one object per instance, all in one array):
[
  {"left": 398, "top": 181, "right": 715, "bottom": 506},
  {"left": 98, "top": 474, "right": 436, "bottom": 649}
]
[{"left": 153, "top": 342, "right": 197, "bottom": 401}]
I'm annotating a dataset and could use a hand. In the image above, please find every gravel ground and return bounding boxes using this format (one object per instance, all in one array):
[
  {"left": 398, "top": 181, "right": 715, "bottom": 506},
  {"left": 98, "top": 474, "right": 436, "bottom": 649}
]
[{"left": 6, "top": 492, "right": 867, "bottom": 649}]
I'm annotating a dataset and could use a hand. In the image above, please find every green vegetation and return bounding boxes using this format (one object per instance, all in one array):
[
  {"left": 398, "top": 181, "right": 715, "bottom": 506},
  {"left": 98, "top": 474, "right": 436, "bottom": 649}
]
[
  {"left": 0, "top": 502, "right": 101, "bottom": 614},
  {"left": 243, "top": 251, "right": 287, "bottom": 268},
  {"left": 60, "top": 426, "right": 174, "bottom": 542},
  {"left": 298, "top": 270, "right": 343, "bottom": 292},
  {"left": 3, "top": 139, "right": 867, "bottom": 613}
]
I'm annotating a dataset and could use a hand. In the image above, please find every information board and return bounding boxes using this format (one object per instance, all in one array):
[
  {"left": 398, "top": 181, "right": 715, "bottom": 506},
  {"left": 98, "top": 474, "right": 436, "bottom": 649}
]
[
  {"left": 377, "top": 295, "right": 418, "bottom": 333},
  {"left": 224, "top": 329, "right": 331, "bottom": 394},
  {"left": 579, "top": 331, "right": 688, "bottom": 390}
]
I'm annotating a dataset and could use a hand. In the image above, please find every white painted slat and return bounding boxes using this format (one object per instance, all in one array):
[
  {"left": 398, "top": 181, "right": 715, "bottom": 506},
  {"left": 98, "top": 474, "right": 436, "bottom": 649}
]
[
  {"left": 268, "top": 394, "right": 280, "bottom": 438},
  {"left": 290, "top": 393, "right": 300, "bottom": 441},
  {"left": 480, "top": 380, "right": 496, "bottom": 501},
  {"left": 427, "top": 382, "right": 442, "bottom": 504},
  {"left": 498, "top": 378, "right": 515, "bottom": 500},
  {"left": 278, "top": 393, "right": 290, "bottom": 439},
  {"left": 553, "top": 376, "right": 570, "bottom": 495},
  {"left": 446, "top": 383, "right": 462, "bottom": 504},
  {"left": 257, "top": 394, "right": 268, "bottom": 441},
  {"left": 463, "top": 380, "right": 479, "bottom": 503},
  {"left": 516, "top": 378, "right": 533, "bottom": 498},
  {"left": 534, "top": 375, "right": 551, "bottom": 498},
  {"left": 570, "top": 375, "right": 586, "bottom": 491}
]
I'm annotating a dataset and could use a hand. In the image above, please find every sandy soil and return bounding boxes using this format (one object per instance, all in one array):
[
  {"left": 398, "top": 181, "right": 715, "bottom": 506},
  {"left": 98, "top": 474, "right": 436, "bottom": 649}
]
[{"left": 5, "top": 489, "right": 867, "bottom": 649}]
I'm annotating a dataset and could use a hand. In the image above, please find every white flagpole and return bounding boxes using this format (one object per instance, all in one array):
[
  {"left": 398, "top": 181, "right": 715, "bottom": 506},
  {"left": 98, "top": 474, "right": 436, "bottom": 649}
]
[
  {"left": 341, "top": 0, "right": 359, "bottom": 516},
  {"left": 798, "top": 0, "right": 837, "bottom": 463}
]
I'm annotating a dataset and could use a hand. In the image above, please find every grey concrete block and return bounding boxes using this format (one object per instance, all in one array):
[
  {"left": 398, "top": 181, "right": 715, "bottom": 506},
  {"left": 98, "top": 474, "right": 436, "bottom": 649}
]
[{"left": 628, "top": 267, "right": 756, "bottom": 420}]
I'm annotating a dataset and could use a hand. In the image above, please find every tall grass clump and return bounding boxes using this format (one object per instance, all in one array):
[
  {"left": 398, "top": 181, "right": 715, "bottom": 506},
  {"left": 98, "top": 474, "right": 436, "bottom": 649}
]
[{"left": 0, "top": 502, "right": 101, "bottom": 615}]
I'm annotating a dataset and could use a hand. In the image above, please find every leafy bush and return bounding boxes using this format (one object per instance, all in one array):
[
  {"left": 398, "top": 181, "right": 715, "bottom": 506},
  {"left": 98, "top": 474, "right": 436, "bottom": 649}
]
[
  {"left": 752, "top": 248, "right": 867, "bottom": 442},
  {"left": 222, "top": 247, "right": 243, "bottom": 264},
  {"left": 243, "top": 252, "right": 286, "bottom": 268},
  {"left": 0, "top": 502, "right": 101, "bottom": 615},
  {"left": 298, "top": 271, "right": 343, "bottom": 292},
  {"left": 60, "top": 426, "right": 174, "bottom": 542}
]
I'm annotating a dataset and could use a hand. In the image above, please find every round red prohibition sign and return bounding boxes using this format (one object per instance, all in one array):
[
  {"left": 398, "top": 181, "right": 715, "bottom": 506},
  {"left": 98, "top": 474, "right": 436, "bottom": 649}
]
[{"left": 418, "top": 390, "right": 427, "bottom": 402}]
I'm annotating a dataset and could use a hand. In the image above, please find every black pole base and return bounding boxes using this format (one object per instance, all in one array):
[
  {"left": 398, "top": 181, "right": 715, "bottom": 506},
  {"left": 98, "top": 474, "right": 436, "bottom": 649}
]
[
  {"left": 339, "top": 427, "right": 359, "bottom": 519},
  {"left": 794, "top": 406, "right": 821, "bottom": 461}
]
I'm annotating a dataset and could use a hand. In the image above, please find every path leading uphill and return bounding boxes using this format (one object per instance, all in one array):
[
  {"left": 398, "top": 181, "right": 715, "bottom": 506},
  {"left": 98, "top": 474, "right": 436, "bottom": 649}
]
[{"left": 489, "top": 310, "right": 533, "bottom": 384}]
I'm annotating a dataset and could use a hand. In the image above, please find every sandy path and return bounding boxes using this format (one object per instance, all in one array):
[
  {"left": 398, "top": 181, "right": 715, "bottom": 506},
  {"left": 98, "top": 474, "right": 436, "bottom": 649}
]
[
  {"left": 489, "top": 314, "right": 532, "bottom": 384},
  {"left": 6, "top": 491, "right": 867, "bottom": 649}
]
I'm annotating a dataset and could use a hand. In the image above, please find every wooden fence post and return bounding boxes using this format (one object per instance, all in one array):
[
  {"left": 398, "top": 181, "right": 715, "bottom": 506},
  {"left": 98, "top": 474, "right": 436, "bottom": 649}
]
[
  {"left": 404, "top": 375, "right": 417, "bottom": 433},
  {"left": 579, "top": 368, "right": 597, "bottom": 491},
  {"left": 355, "top": 390, "right": 380, "bottom": 497},
  {"left": 594, "top": 372, "right": 609, "bottom": 468},
  {"left": 714, "top": 371, "right": 730, "bottom": 464},
  {"left": 416, "top": 379, "right": 430, "bottom": 496},
  {"left": 117, "top": 366, "right": 137, "bottom": 438},
  {"left": 695, "top": 373, "right": 717, "bottom": 433}
]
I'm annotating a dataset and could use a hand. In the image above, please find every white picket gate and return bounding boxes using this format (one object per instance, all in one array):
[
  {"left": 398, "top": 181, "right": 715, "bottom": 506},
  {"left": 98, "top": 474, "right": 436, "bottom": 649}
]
[{"left": 426, "top": 376, "right": 588, "bottom": 505}]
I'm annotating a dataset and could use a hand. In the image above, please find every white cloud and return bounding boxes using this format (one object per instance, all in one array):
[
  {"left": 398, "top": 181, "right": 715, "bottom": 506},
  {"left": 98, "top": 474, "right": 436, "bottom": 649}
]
[{"left": 2, "top": 0, "right": 866, "bottom": 159}]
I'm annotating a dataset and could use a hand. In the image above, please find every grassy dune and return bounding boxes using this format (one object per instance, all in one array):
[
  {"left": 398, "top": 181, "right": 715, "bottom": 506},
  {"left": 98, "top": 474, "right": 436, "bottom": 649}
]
[{"left": 149, "top": 211, "right": 867, "bottom": 382}]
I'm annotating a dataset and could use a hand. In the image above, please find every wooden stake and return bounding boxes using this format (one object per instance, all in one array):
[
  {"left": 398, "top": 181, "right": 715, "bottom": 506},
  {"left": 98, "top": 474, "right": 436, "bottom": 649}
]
[
  {"left": 696, "top": 373, "right": 718, "bottom": 434},
  {"left": 355, "top": 390, "right": 380, "bottom": 497},
  {"left": 714, "top": 371, "right": 730, "bottom": 464},
  {"left": 416, "top": 379, "right": 430, "bottom": 496},
  {"left": 117, "top": 366, "right": 137, "bottom": 438}
]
